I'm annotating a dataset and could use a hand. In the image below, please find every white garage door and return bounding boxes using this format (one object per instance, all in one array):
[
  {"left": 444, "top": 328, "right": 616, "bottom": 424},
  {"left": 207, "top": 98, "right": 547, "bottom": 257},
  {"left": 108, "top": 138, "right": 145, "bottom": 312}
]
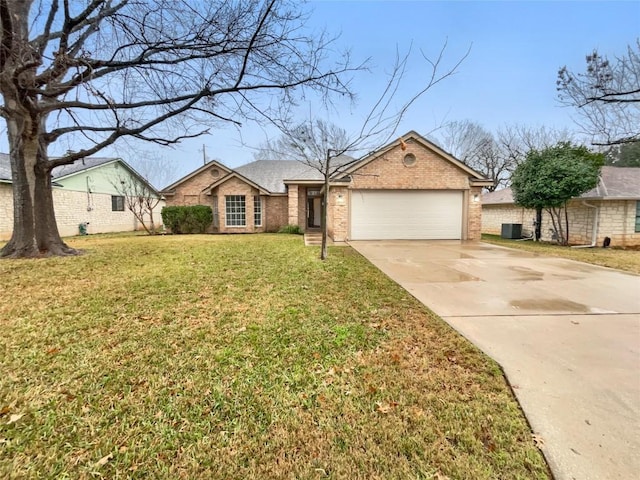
[{"left": 350, "top": 190, "right": 463, "bottom": 240}]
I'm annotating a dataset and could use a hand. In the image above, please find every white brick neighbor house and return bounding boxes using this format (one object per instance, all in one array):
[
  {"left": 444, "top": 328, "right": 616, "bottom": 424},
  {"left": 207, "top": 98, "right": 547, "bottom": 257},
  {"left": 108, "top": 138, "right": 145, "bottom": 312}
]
[
  {"left": 482, "top": 167, "right": 640, "bottom": 247},
  {"left": 0, "top": 155, "right": 164, "bottom": 240},
  {"left": 161, "top": 131, "right": 493, "bottom": 241}
]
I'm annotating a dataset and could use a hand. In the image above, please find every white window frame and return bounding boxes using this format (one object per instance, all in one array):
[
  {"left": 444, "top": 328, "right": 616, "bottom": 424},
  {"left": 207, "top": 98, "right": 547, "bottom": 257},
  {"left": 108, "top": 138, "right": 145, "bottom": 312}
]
[
  {"left": 254, "top": 195, "right": 262, "bottom": 227},
  {"left": 225, "top": 195, "right": 246, "bottom": 227}
]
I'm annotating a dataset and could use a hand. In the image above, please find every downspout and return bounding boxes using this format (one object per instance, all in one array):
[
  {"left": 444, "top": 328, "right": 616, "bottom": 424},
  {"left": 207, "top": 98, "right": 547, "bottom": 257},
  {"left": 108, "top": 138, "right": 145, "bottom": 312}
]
[{"left": 571, "top": 201, "right": 599, "bottom": 248}]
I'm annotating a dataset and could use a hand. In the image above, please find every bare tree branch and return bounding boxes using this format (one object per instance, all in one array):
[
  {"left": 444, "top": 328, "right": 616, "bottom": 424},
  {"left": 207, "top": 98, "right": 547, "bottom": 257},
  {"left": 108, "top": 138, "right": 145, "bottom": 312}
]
[{"left": 557, "top": 40, "right": 640, "bottom": 146}]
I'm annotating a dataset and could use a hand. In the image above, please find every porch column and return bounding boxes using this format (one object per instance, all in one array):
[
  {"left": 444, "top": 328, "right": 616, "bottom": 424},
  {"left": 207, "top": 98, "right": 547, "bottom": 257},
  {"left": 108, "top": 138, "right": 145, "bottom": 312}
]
[{"left": 288, "top": 185, "right": 299, "bottom": 226}]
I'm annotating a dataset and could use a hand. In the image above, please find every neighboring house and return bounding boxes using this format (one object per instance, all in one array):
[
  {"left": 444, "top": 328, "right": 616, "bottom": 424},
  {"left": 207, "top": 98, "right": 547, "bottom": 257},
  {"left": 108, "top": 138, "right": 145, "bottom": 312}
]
[
  {"left": 0, "top": 155, "right": 164, "bottom": 240},
  {"left": 162, "top": 131, "right": 493, "bottom": 241},
  {"left": 482, "top": 166, "right": 640, "bottom": 247}
]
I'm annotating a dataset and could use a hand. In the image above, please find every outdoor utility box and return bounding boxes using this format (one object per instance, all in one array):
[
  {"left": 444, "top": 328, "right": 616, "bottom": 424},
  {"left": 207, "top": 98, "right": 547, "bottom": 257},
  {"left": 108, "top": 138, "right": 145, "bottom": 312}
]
[{"left": 501, "top": 223, "right": 522, "bottom": 239}]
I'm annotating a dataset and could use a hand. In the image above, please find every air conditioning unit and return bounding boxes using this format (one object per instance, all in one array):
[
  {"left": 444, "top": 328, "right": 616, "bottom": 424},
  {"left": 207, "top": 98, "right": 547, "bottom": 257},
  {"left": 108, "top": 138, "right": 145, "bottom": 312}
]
[{"left": 501, "top": 223, "right": 522, "bottom": 239}]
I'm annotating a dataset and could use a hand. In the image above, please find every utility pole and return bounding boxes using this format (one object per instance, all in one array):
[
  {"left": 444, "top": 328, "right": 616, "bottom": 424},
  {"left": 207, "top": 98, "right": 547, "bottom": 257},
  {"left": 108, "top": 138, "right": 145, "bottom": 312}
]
[{"left": 201, "top": 144, "right": 207, "bottom": 165}]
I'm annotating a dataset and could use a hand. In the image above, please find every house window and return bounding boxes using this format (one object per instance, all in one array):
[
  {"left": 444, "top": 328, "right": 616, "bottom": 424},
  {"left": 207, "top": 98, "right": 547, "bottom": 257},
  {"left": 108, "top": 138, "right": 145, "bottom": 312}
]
[
  {"left": 636, "top": 201, "right": 640, "bottom": 232},
  {"left": 225, "top": 195, "right": 246, "bottom": 227},
  {"left": 254, "top": 196, "right": 262, "bottom": 227},
  {"left": 111, "top": 195, "right": 125, "bottom": 211}
]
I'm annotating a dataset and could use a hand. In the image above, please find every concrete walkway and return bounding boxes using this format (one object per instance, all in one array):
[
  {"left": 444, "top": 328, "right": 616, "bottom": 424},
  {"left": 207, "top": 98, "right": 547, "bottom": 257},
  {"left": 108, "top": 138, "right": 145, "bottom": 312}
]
[{"left": 350, "top": 240, "right": 640, "bottom": 480}]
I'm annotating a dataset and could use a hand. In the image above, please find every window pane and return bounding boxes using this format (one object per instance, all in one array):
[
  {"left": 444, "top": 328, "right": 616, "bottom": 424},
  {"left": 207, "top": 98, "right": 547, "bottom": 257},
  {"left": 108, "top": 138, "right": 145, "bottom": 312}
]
[
  {"left": 636, "top": 201, "right": 640, "bottom": 232},
  {"left": 225, "top": 195, "right": 246, "bottom": 226},
  {"left": 111, "top": 195, "right": 125, "bottom": 211},
  {"left": 254, "top": 196, "right": 262, "bottom": 227}
]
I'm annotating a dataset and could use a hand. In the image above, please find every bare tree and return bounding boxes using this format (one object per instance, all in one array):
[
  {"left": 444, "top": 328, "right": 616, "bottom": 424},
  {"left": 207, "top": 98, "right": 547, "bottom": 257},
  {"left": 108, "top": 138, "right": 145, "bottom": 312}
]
[
  {"left": 557, "top": 41, "right": 640, "bottom": 146},
  {"left": 110, "top": 169, "right": 162, "bottom": 235},
  {"left": 495, "top": 124, "right": 576, "bottom": 173},
  {"left": 255, "top": 43, "right": 469, "bottom": 259},
  {"left": 0, "top": 0, "right": 359, "bottom": 258},
  {"left": 433, "top": 120, "right": 505, "bottom": 191},
  {"left": 432, "top": 121, "right": 575, "bottom": 191}
]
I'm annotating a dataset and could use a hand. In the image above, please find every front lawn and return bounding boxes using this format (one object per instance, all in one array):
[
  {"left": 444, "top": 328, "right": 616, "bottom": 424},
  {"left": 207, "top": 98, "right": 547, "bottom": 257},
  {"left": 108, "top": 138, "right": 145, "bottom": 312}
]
[
  {"left": 0, "top": 234, "right": 549, "bottom": 479},
  {"left": 482, "top": 234, "right": 640, "bottom": 274}
]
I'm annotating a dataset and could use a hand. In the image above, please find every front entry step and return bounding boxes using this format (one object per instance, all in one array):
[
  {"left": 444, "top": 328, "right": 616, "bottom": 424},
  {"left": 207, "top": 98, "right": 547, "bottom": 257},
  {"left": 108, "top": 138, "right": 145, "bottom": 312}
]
[{"left": 304, "top": 232, "right": 333, "bottom": 246}]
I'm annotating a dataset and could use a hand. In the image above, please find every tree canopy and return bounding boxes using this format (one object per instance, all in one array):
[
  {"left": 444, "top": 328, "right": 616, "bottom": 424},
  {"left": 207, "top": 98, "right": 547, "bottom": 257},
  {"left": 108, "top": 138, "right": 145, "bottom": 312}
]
[
  {"left": 0, "top": 0, "right": 359, "bottom": 257},
  {"left": 511, "top": 142, "right": 604, "bottom": 245},
  {"left": 606, "top": 141, "right": 640, "bottom": 167}
]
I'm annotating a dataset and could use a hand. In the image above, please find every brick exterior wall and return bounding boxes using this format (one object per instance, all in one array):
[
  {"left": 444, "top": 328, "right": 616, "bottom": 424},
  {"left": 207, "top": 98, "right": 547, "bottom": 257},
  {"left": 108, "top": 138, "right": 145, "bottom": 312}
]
[
  {"left": 331, "top": 139, "right": 480, "bottom": 241},
  {"left": 0, "top": 184, "right": 13, "bottom": 240},
  {"left": 165, "top": 164, "right": 225, "bottom": 208},
  {"left": 0, "top": 185, "right": 165, "bottom": 240},
  {"left": 298, "top": 187, "right": 308, "bottom": 231},
  {"left": 482, "top": 199, "right": 640, "bottom": 247},
  {"left": 328, "top": 187, "right": 348, "bottom": 242},
  {"left": 265, "top": 196, "right": 287, "bottom": 232},
  {"left": 287, "top": 184, "right": 299, "bottom": 227},
  {"left": 213, "top": 177, "right": 261, "bottom": 234},
  {"left": 350, "top": 139, "right": 470, "bottom": 190}
]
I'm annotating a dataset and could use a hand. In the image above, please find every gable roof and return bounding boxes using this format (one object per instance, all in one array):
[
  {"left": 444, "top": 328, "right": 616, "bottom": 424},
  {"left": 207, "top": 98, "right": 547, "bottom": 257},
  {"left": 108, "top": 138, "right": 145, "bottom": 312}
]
[
  {"left": 233, "top": 157, "right": 353, "bottom": 194},
  {"left": 0, "top": 153, "right": 160, "bottom": 195},
  {"left": 201, "top": 171, "right": 270, "bottom": 195},
  {"left": 482, "top": 166, "right": 640, "bottom": 205},
  {"left": 161, "top": 160, "right": 231, "bottom": 193},
  {"left": 342, "top": 130, "right": 493, "bottom": 184},
  {"left": 51, "top": 157, "right": 117, "bottom": 180}
]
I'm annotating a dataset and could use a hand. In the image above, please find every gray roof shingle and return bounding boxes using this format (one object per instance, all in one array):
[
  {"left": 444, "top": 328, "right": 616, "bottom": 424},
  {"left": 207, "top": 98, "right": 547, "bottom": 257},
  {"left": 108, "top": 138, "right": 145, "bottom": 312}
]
[
  {"left": 51, "top": 157, "right": 117, "bottom": 179},
  {"left": 482, "top": 166, "right": 640, "bottom": 204},
  {"left": 234, "top": 155, "right": 354, "bottom": 193},
  {"left": 0, "top": 154, "right": 118, "bottom": 183}
]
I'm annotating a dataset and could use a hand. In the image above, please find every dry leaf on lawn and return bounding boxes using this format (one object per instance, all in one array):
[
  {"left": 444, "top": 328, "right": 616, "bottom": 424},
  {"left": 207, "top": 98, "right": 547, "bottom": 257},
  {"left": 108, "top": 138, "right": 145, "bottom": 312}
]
[
  {"left": 376, "top": 401, "right": 398, "bottom": 414},
  {"left": 95, "top": 453, "right": 114, "bottom": 467},
  {"left": 532, "top": 433, "right": 545, "bottom": 449},
  {"left": 7, "top": 413, "right": 24, "bottom": 425}
]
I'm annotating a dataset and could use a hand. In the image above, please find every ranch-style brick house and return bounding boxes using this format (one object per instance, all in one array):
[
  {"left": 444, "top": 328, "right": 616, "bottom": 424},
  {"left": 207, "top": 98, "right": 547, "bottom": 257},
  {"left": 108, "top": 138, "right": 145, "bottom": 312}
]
[
  {"left": 161, "top": 131, "right": 493, "bottom": 241},
  {"left": 482, "top": 166, "right": 640, "bottom": 247}
]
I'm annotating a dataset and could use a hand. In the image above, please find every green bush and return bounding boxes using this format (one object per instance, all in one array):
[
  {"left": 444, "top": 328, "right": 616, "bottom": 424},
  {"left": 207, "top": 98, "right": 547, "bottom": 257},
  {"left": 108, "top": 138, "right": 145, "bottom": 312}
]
[
  {"left": 161, "top": 205, "right": 213, "bottom": 234},
  {"left": 278, "top": 224, "right": 303, "bottom": 235}
]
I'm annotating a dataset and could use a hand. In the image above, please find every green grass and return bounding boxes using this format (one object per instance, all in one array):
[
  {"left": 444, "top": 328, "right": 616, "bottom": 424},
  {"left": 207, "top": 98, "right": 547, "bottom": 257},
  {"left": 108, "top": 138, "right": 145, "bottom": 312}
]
[
  {"left": 482, "top": 234, "right": 640, "bottom": 274},
  {"left": 1, "top": 234, "right": 550, "bottom": 479}
]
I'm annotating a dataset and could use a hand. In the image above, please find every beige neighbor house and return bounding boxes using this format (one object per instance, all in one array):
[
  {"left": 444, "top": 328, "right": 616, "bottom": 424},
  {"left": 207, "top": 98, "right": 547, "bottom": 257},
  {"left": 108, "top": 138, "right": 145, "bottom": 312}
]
[
  {"left": 482, "top": 166, "right": 640, "bottom": 247},
  {"left": 161, "top": 131, "right": 493, "bottom": 241},
  {"left": 0, "top": 155, "right": 164, "bottom": 240}
]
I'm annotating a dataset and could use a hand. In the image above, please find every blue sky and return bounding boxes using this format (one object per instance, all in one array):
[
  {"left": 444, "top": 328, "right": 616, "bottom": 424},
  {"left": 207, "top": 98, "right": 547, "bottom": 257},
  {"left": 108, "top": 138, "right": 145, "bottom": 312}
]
[
  {"left": 2, "top": 1, "right": 639, "bottom": 185},
  {"left": 161, "top": 0, "right": 638, "bottom": 182}
]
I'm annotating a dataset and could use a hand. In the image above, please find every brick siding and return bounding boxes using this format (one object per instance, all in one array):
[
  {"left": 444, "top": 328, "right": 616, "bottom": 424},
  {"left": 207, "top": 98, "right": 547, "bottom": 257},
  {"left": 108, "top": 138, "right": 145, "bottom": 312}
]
[
  {"left": 165, "top": 164, "right": 225, "bottom": 207},
  {"left": 0, "top": 184, "right": 165, "bottom": 240},
  {"left": 482, "top": 199, "right": 640, "bottom": 247},
  {"left": 334, "top": 140, "right": 480, "bottom": 240}
]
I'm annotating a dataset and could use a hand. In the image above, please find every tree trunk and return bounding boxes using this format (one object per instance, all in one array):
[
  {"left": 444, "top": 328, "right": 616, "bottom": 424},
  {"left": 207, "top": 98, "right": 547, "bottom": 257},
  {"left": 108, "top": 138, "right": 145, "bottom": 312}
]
[
  {"left": 535, "top": 207, "right": 542, "bottom": 241},
  {"left": 564, "top": 202, "right": 570, "bottom": 246},
  {"left": 320, "top": 167, "right": 330, "bottom": 261},
  {"left": 0, "top": 126, "right": 77, "bottom": 258}
]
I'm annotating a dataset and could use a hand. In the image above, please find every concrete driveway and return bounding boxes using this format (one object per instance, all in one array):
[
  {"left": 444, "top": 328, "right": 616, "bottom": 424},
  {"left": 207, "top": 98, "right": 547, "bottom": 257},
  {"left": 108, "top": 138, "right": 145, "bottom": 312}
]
[{"left": 349, "top": 240, "right": 640, "bottom": 480}]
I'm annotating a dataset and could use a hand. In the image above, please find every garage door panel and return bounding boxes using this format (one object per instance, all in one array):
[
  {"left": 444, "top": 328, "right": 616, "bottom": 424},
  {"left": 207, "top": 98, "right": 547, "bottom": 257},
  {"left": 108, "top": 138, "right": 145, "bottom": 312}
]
[{"left": 350, "top": 190, "right": 462, "bottom": 240}]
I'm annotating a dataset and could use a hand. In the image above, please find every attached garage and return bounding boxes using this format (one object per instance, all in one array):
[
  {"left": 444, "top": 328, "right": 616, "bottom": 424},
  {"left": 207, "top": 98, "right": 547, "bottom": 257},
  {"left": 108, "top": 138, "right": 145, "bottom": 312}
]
[{"left": 350, "top": 190, "right": 463, "bottom": 240}]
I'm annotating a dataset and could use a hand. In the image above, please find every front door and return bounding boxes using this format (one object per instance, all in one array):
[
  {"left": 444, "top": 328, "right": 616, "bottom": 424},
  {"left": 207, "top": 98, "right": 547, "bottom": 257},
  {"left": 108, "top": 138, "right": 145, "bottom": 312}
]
[{"left": 307, "top": 197, "right": 322, "bottom": 228}]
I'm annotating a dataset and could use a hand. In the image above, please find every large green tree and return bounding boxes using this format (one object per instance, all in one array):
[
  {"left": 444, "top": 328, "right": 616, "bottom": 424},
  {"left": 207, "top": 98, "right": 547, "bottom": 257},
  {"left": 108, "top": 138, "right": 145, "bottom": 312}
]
[
  {"left": 511, "top": 143, "right": 604, "bottom": 245},
  {"left": 606, "top": 141, "right": 640, "bottom": 167},
  {"left": 0, "top": 0, "right": 357, "bottom": 258}
]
